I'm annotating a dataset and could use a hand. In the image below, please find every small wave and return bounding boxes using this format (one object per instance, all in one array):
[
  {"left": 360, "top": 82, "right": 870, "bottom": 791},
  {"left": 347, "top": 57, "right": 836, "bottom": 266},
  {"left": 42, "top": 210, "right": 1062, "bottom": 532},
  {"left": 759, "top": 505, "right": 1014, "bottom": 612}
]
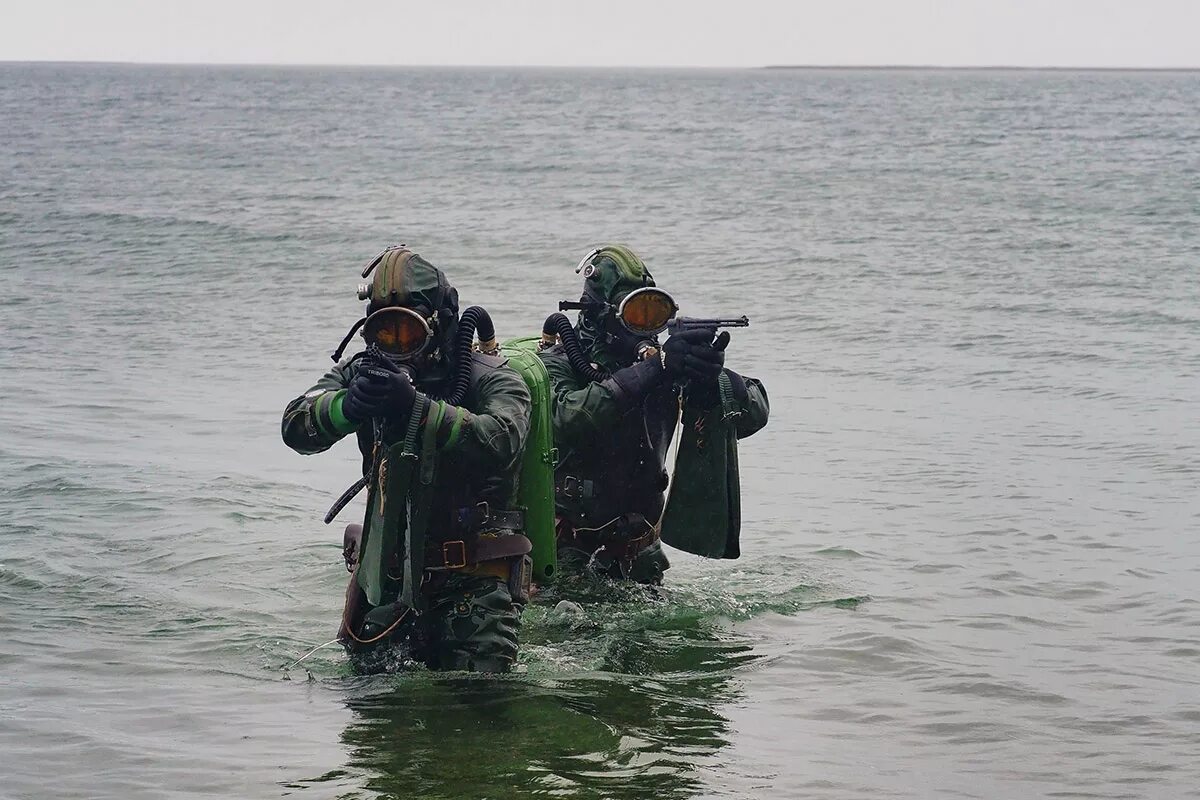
[{"left": 812, "top": 546, "right": 865, "bottom": 559}]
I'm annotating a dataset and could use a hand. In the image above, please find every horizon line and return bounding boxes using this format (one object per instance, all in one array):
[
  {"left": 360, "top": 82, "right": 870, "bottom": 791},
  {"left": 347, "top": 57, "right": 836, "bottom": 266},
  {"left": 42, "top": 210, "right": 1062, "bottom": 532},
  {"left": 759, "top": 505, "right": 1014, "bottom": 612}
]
[{"left": 2, "top": 59, "right": 1199, "bottom": 72}]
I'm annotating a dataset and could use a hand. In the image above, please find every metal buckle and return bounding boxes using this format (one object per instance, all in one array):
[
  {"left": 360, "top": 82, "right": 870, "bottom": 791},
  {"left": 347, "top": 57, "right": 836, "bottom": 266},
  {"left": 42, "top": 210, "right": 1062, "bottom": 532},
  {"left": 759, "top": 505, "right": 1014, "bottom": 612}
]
[
  {"left": 442, "top": 540, "right": 468, "bottom": 569},
  {"left": 458, "top": 501, "right": 491, "bottom": 531},
  {"left": 560, "top": 475, "right": 580, "bottom": 499}
]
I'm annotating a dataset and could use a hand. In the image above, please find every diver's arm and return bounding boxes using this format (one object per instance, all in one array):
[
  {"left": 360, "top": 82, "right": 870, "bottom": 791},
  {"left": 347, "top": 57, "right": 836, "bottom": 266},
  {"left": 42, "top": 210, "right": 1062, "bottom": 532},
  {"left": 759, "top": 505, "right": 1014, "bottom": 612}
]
[
  {"left": 725, "top": 371, "right": 770, "bottom": 439},
  {"left": 280, "top": 361, "right": 361, "bottom": 455},
  {"left": 426, "top": 366, "right": 531, "bottom": 472},
  {"left": 541, "top": 351, "right": 662, "bottom": 445}
]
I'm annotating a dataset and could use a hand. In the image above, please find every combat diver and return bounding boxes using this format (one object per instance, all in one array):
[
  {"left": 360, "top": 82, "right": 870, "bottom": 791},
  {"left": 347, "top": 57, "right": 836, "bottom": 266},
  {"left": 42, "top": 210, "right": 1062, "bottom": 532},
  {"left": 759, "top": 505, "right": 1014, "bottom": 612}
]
[
  {"left": 281, "top": 246, "right": 532, "bottom": 672},
  {"left": 538, "top": 245, "right": 769, "bottom": 584}
]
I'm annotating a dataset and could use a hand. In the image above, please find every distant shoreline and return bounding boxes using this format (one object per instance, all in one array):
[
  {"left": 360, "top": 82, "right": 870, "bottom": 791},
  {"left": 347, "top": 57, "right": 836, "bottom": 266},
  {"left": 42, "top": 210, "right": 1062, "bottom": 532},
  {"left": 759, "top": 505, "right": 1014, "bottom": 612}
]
[
  {"left": 0, "top": 60, "right": 1197, "bottom": 72},
  {"left": 763, "top": 64, "right": 1200, "bottom": 72}
]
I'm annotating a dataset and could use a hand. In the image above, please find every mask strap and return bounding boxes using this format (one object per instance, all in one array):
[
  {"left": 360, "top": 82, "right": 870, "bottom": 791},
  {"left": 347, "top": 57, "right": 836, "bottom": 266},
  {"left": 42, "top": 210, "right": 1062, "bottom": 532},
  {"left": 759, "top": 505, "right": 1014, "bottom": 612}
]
[
  {"left": 574, "top": 248, "right": 602, "bottom": 275},
  {"left": 331, "top": 317, "right": 367, "bottom": 362},
  {"left": 361, "top": 244, "right": 406, "bottom": 279}
]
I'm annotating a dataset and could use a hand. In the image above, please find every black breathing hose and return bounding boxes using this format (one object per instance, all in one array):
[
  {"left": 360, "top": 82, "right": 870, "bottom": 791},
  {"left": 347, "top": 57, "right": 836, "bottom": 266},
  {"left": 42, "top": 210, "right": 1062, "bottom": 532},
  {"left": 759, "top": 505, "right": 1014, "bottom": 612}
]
[
  {"left": 445, "top": 306, "right": 495, "bottom": 404},
  {"left": 542, "top": 313, "right": 608, "bottom": 383}
]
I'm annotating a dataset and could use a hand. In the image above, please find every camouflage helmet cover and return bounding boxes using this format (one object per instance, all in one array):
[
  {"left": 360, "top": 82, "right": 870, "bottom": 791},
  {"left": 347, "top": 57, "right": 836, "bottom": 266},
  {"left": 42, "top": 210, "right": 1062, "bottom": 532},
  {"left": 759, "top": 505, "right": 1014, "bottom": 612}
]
[
  {"left": 365, "top": 246, "right": 459, "bottom": 317},
  {"left": 573, "top": 245, "right": 661, "bottom": 367},
  {"left": 579, "top": 244, "right": 656, "bottom": 305}
]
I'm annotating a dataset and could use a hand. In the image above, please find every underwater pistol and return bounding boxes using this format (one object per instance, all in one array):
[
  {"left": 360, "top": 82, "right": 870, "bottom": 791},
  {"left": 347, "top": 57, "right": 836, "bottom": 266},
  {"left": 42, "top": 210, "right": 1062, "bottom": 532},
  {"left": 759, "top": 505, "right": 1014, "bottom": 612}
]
[{"left": 666, "top": 315, "right": 750, "bottom": 333}]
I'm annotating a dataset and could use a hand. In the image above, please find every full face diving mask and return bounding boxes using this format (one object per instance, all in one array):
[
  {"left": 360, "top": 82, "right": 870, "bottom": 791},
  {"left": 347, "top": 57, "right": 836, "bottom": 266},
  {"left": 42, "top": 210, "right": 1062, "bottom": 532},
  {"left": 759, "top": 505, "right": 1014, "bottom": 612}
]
[
  {"left": 566, "top": 247, "right": 679, "bottom": 337},
  {"left": 615, "top": 287, "right": 679, "bottom": 336},
  {"left": 560, "top": 286, "right": 679, "bottom": 336},
  {"left": 361, "top": 305, "right": 435, "bottom": 361},
  {"left": 331, "top": 245, "right": 448, "bottom": 363}
]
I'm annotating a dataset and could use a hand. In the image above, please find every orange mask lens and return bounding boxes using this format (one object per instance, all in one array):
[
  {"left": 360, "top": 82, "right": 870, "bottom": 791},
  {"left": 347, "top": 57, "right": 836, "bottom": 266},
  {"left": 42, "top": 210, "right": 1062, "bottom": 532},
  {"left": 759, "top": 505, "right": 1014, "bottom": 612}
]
[
  {"left": 619, "top": 288, "right": 677, "bottom": 334},
  {"left": 364, "top": 308, "right": 431, "bottom": 357}
]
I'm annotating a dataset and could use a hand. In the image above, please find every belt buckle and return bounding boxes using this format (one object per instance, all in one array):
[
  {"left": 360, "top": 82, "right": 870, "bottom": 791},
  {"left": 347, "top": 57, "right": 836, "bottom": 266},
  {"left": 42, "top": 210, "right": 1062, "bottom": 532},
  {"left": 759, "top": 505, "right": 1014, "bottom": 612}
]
[
  {"left": 456, "top": 501, "right": 491, "bottom": 531},
  {"left": 442, "top": 540, "right": 468, "bottom": 569},
  {"left": 561, "top": 475, "right": 580, "bottom": 499}
]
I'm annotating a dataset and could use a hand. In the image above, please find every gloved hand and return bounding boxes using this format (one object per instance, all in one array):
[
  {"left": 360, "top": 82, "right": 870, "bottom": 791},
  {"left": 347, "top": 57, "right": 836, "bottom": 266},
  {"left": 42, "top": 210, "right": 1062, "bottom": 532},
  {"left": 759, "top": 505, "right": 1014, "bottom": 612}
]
[
  {"left": 663, "top": 328, "right": 726, "bottom": 385},
  {"left": 607, "top": 356, "right": 667, "bottom": 407},
  {"left": 339, "top": 379, "right": 371, "bottom": 424},
  {"left": 343, "top": 356, "right": 417, "bottom": 421}
]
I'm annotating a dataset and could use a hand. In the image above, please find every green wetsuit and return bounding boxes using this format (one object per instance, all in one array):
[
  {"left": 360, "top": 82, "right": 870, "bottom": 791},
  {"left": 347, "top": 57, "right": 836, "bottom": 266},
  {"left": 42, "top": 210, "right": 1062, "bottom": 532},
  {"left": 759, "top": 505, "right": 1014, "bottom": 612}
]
[
  {"left": 282, "top": 352, "right": 532, "bottom": 672},
  {"left": 540, "top": 345, "right": 769, "bottom": 582}
]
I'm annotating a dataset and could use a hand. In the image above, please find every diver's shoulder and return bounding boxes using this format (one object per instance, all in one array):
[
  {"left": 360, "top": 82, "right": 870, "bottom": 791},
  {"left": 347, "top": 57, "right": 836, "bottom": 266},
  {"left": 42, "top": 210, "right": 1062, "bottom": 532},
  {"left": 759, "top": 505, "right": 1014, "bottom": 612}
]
[
  {"left": 468, "top": 352, "right": 532, "bottom": 404},
  {"left": 470, "top": 351, "right": 523, "bottom": 389},
  {"left": 536, "top": 344, "right": 571, "bottom": 368},
  {"left": 470, "top": 351, "right": 509, "bottom": 371}
]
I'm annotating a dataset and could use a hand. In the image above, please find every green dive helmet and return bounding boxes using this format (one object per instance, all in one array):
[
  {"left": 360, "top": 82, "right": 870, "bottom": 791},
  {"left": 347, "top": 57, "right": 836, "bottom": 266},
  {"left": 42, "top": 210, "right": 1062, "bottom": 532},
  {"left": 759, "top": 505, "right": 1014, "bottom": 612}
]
[
  {"left": 332, "top": 245, "right": 460, "bottom": 362},
  {"left": 358, "top": 245, "right": 458, "bottom": 317},
  {"left": 572, "top": 245, "right": 678, "bottom": 338},
  {"left": 576, "top": 244, "right": 655, "bottom": 305}
]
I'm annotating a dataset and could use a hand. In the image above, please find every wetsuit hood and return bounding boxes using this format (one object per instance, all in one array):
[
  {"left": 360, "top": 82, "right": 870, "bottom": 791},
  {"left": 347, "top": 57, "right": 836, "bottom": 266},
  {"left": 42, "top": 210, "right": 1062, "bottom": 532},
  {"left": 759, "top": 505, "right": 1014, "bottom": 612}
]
[
  {"left": 356, "top": 246, "right": 461, "bottom": 385},
  {"left": 573, "top": 244, "right": 657, "bottom": 369}
]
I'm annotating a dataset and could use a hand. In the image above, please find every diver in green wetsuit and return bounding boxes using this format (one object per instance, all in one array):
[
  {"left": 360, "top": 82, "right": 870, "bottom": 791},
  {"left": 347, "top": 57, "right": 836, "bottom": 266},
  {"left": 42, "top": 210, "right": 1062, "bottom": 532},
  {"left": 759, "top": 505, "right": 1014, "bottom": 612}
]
[
  {"left": 538, "top": 245, "right": 769, "bottom": 584},
  {"left": 282, "top": 246, "right": 532, "bottom": 672}
]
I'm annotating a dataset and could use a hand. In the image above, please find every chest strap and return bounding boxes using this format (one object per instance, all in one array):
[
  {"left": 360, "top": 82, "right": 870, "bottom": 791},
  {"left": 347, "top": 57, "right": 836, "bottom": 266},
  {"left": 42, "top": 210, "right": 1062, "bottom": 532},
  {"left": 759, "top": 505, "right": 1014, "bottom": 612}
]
[{"left": 456, "top": 502, "right": 524, "bottom": 533}]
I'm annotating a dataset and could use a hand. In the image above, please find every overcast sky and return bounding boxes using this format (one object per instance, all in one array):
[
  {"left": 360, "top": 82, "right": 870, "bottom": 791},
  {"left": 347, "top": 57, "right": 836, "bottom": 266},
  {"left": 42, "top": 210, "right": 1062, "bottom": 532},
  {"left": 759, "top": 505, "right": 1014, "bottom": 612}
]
[{"left": 1, "top": 0, "right": 1197, "bottom": 68}]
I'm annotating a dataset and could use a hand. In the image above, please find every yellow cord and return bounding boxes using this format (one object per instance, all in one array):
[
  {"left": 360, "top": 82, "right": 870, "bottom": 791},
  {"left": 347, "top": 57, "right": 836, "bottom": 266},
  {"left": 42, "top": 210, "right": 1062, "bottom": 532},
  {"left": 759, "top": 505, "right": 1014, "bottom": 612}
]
[{"left": 344, "top": 606, "right": 412, "bottom": 645}]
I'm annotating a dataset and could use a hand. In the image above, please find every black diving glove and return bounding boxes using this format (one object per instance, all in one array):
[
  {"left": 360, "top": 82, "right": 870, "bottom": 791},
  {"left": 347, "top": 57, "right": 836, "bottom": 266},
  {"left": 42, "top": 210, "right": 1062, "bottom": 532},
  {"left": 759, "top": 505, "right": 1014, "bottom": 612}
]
[
  {"left": 684, "top": 332, "right": 737, "bottom": 407},
  {"left": 345, "top": 357, "right": 417, "bottom": 420},
  {"left": 663, "top": 328, "right": 725, "bottom": 384},
  {"left": 606, "top": 357, "right": 666, "bottom": 408},
  {"left": 340, "top": 379, "right": 373, "bottom": 424}
]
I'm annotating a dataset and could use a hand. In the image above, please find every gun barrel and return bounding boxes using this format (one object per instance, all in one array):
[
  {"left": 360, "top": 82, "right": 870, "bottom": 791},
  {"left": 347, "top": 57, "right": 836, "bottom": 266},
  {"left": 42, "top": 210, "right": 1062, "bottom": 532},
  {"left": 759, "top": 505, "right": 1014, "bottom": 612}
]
[{"left": 668, "top": 315, "right": 750, "bottom": 330}]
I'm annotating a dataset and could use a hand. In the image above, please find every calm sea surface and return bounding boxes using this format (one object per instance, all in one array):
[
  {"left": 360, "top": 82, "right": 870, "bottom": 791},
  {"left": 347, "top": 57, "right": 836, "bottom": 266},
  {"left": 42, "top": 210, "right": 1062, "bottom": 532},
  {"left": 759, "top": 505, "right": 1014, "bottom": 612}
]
[{"left": 1, "top": 64, "right": 1198, "bottom": 799}]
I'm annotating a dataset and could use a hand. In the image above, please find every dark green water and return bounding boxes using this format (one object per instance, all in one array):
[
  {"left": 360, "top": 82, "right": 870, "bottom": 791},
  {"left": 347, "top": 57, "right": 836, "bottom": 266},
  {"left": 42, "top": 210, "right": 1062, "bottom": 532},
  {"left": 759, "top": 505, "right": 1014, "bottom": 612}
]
[{"left": 1, "top": 64, "right": 1197, "bottom": 799}]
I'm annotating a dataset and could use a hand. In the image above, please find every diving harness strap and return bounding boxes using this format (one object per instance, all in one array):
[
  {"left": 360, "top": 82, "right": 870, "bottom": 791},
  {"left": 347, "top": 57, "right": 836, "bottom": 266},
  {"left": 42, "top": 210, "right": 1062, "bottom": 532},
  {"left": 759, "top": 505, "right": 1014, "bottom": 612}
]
[
  {"left": 354, "top": 394, "right": 431, "bottom": 608},
  {"left": 324, "top": 475, "right": 368, "bottom": 525},
  {"left": 399, "top": 397, "right": 441, "bottom": 610}
]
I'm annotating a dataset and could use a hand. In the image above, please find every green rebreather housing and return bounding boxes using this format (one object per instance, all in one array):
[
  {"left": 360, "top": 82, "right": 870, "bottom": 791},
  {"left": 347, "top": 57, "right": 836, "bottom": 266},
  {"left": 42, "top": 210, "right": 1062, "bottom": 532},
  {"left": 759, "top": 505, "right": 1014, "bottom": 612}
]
[{"left": 500, "top": 336, "right": 558, "bottom": 581}]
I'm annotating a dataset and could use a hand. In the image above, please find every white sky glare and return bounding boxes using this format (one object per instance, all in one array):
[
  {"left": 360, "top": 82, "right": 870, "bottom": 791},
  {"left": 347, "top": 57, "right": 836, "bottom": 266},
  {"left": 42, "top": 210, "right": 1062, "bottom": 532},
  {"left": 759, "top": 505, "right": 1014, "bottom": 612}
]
[{"left": 1, "top": 0, "right": 1197, "bottom": 68}]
